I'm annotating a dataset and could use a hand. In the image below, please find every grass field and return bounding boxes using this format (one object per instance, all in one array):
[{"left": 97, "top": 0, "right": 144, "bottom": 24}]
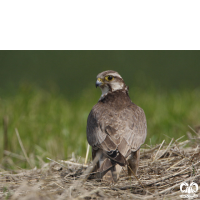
[{"left": 1, "top": 84, "right": 200, "bottom": 169}]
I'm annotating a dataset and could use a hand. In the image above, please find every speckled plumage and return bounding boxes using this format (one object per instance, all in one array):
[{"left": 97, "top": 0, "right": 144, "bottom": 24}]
[{"left": 87, "top": 70, "right": 147, "bottom": 182}]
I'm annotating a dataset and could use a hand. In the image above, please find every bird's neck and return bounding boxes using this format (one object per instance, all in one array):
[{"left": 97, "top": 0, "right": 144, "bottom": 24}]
[{"left": 99, "top": 84, "right": 128, "bottom": 101}]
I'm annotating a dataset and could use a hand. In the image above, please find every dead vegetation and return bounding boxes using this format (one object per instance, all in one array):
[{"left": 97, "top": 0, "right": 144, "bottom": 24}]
[{"left": 1, "top": 129, "right": 200, "bottom": 200}]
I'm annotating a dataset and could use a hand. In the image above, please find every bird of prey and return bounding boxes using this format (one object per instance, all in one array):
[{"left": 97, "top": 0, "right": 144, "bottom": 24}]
[{"left": 87, "top": 70, "right": 147, "bottom": 182}]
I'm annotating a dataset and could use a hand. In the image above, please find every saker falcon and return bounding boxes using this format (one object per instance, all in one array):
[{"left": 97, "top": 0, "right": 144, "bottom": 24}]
[{"left": 87, "top": 70, "right": 147, "bottom": 182}]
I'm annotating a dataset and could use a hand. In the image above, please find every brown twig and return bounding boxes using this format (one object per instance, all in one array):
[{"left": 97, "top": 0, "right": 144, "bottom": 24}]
[{"left": 15, "top": 128, "right": 33, "bottom": 168}]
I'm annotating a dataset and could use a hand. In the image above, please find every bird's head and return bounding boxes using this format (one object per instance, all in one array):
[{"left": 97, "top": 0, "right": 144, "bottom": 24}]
[{"left": 96, "top": 70, "right": 127, "bottom": 97}]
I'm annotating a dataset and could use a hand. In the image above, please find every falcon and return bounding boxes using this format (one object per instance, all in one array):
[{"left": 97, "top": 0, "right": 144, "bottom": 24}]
[{"left": 87, "top": 70, "right": 147, "bottom": 182}]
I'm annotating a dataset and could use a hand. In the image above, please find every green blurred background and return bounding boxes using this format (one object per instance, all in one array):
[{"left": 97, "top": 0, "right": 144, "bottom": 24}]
[
  {"left": 1, "top": 51, "right": 200, "bottom": 96},
  {"left": 0, "top": 51, "right": 200, "bottom": 169}
]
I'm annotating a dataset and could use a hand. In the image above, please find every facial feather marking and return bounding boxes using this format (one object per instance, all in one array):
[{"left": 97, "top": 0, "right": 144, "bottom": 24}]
[
  {"left": 110, "top": 81, "right": 124, "bottom": 92},
  {"left": 97, "top": 71, "right": 122, "bottom": 79},
  {"left": 100, "top": 85, "right": 109, "bottom": 96},
  {"left": 107, "top": 72, "right": 122, "bottom": 79}
]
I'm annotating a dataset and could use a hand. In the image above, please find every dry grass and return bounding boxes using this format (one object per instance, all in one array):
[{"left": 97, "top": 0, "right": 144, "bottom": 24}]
[{"left": 1, "top": 130, "right": 200, "bottom": 200}]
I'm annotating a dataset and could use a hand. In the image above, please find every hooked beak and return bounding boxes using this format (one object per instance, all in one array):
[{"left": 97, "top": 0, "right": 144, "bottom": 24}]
[{"left": 96, "top": 78, "right": 103, "bottom": 88}]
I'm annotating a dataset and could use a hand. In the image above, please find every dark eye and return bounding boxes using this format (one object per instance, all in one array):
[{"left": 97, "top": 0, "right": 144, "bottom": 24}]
[{"left": 108, "top": 76, "right": 113, "bottom": 80}]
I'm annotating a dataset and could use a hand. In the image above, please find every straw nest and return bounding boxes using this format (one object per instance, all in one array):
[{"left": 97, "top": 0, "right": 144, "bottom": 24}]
[{"left": 1, "top": 129, "right": 200, "bottom": 200}]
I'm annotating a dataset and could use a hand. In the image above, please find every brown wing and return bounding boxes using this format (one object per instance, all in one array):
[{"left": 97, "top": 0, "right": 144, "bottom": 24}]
[{"left": 87, "top": 101, "right": 147, "bottom": 158}]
